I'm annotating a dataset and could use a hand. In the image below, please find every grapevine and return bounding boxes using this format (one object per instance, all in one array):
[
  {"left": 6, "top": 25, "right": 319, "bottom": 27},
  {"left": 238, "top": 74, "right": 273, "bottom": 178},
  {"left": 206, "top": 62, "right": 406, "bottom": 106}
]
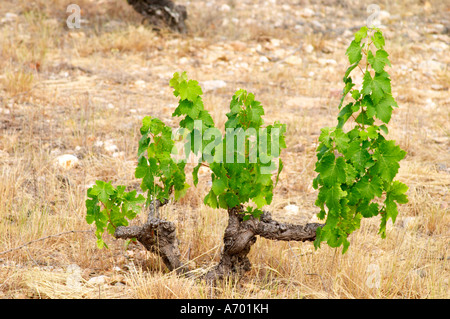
[
  {"left": 312, "top": 26, "right": 408, "bottom": 253},
  {"left": 84, "top": 26, "right": 408, "bottom": 275}
]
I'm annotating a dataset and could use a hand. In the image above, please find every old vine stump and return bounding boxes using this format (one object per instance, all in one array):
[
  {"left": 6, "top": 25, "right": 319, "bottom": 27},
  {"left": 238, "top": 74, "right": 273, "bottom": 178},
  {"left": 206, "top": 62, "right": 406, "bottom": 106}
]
[
  {"left": 113, "top": 200, "right": 323, "bottom": 279},
  {"left": 114, "top": 200, "right": 188, "bottom": 274},
  {"left": 204, "top": 206, "right": 323, "bottom": 280},
  {"left": 127, "top": 0, "right": 187, "bottom": 33}
]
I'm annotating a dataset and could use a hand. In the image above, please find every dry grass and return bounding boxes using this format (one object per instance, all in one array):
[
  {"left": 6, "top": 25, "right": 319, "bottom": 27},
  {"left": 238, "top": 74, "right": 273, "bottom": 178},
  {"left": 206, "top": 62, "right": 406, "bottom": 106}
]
[{"left": 0, "top": 0, "right": 449, "bottom": 299}]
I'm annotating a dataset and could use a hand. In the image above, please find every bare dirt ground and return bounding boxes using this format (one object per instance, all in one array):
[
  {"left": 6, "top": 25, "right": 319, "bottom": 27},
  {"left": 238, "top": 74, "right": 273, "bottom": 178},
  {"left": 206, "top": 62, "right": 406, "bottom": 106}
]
[{"left": 0, "top": 0, "right": 448, "bottom": 298}]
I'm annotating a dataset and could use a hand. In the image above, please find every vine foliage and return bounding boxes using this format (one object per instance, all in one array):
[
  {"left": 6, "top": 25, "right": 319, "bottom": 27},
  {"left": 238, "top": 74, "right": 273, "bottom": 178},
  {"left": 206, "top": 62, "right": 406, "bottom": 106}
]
[{"left": 312, "top": 26, "right": 408, "bottom": 253}]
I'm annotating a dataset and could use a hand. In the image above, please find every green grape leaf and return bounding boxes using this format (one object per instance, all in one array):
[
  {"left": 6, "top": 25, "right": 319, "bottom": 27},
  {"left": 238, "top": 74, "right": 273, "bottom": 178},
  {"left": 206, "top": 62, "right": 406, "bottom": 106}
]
[
  {"left": 224, "top": 192, "right": 240, "bottom": 208},
  {"left": 371, "top": 140, "right": 406, "bottom": 182},
  {"left": 135, "top": 156, "right": 149, "bottom": 179},
  {"left": 90, "top": 180, "right": 115, "bottom": 204},
  {"left": 140, "top": 116, "right": 152, "bottom": 135},
  {"left": 337, "top": 103, "right": 353, "bottom": 128},
  {"left": 346, "top": 40, "right": 363, "bottom": 64},
  {"left": 315, "top": 153, "right": 347, "bottom": 187},
  {"left": 332, "top": 128, "right": 350, "bottom": 153},
  {"left": 358, "top": 201, "right": 380, "bottom": 218},
  {"left": 174, "top": 182, "right": 190, "bottom": 201},
  {"left": 345, "top": 140, "right": 371, "bottom": 171},
  {"left": 178, "top": 79, "right": 203, "bottom": 102},
  {"left": 387, "top": 181, "right": 409, "bottom": 204},
  {"left": 173, "top": 99, "right": 200, "bottom": 119},
  {"left": 354, "top": 26, "right": 368, "bottom": 42},
  {"left": 372, "top": 31, "right": 385, "bottom": 49},
  {"left": 343, "top": 63, "right": 359, "bottom": 82},
  {"left": 198, "top": 110, "right": 215, "bottom": 128},
  {"left": 204, "top": 189, "right": 218, "bottom": 208},
  {"left": 324, "top": 184, "right": 347, "bottom": 212},
  {"left": 375, "top": 94, "right": 398, "bottom": 123},
  {"left": 122, "top": 190, "right": 145, "bottom": 218},
  {"left": 249, "top": 101, "right": 265, "bottom": 127},
  {"left": 362, "top": 71, "right": 391, "bottom": 103},
  {"left": 212, "top": 178, "right": 228, "bottom": 195},
  {"left": 367, "top": 49, "right": 391, "bottom": 73},
  {"left": 353, "top": 175, "right": 383, "bottom": 200},
  {"left": 192, "top": 163, "right": 202, "bottom": 186},
  {"left": 252, "top": 193, "right": 267, "bottom": 209},
  {"left": 85, "top": 198, "right": 100, "bottom": 224}
]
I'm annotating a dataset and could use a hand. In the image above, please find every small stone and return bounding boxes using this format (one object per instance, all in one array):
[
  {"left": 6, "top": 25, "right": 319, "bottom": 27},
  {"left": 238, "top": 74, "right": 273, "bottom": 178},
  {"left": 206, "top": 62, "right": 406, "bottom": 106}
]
[
  {"left": 284, "top": 55, "right": 302, "bottom": 66},
  {"left": 104, "top": 140, "right": 118, "bottom": 153},
  {"left": 317, "top": 58, "right": 337, "bottom": 66},
  {"left": 112, "top": 151, "right": 125, "bottom": 158},
  {"left": 270, "top": 38, "right": 281, "bottom": 47},
  {"left": 201, "top": 80, "right": 227, "bottom": 92},
  {"left": 419, "top": 60, "right": 444, "bottom": 72},
  {"left": 259, "top": 56, "right": 269, "bottom": 63},
  {"left": 1, "top": 12, "right": 18, "bottom": 24},
  {"left": 304, "top": 44, "right": 314, "bottom": 53},
  {"left": 179, "top": 57, "right": 188, "bottom": 64},
  {"left": 425, "top": 23, "right": 446, "bottom": 34},
  {"left": 88, "top": 275, "right": 107, "bottom": 285},
  {"left": 54, "top": 154, "right": 79, "bottom": 169},
  {"left": 431, "top": 84, "right": 447, "bottom": 91},
  {"left": 219, "top": 4, "right": 231, "bottom": 12},
  {"left": 311, "top": 20, "right": 324, "bottom": 31},
  {"left": 299, "top": 8, "right": 315, "bottom": 18},
  {"left": 134, "top": 80, "right": 146, "bottom": 88},
  {"left": 321, "top": 45, "right": 334, "bottom": 54},
  {"left": 424, "top": 98, "right": 436, "bottom": 110},
  {"left": 291, "top": 143, "right": 305, "bottom": 153}
]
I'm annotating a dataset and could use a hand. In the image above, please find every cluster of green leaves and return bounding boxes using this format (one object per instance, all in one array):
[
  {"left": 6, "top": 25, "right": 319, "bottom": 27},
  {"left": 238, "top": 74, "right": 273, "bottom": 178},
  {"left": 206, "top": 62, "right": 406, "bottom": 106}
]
[
  {"left": 86, "top": 71, "right": 287, "bottom": 245},
  {"left": 136, "top": 116, "right": 190, "bottom": 205},
  {"left": 313, "top": 26, "right": 408, "bottom": 253},
  {"left": 169, "top": 72, "right": 287, "bottom": 219},
  {"left": 203, "top": 89, "right": 287, "bottom": 218},
  {"left": 86, "top": 181, "right": 145, "bottom": 248},
  {"left": 170, "top": 71, "right": 215, "bottom": 134},
  {"left": 169, "top": 71, "right": 215, "bottom": 186}
]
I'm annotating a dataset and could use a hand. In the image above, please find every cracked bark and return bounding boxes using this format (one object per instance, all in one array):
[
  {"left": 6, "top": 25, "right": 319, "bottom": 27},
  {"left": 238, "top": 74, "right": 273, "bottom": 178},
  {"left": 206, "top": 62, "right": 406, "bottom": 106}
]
[
  {"left": 204, "top": 206, "right": 324, "bottom": 281},
  {"left": 126, "top": 0, "right": 187, "bottom": 33},
  {"left": 114, "top": 199, "right": 188, "bottom": 274},
  {"left": 113, "top": 200, "right": 322, "bottom": 278}
]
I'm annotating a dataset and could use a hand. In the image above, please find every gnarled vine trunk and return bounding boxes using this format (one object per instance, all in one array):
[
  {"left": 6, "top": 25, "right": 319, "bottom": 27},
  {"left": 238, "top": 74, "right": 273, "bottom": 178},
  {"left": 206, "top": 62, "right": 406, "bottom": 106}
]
[
  {"left": 126, "top": 0, "right": 187, "bottom": 33},
  {"left": 205, "top": 206, "right": 323, "bottom": 280},
  {"left": 114, "top": 199, "right": 188, "bottom": 274},
  {"left": 114, "top": 200, "right": 322, "bottom": 279}
]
